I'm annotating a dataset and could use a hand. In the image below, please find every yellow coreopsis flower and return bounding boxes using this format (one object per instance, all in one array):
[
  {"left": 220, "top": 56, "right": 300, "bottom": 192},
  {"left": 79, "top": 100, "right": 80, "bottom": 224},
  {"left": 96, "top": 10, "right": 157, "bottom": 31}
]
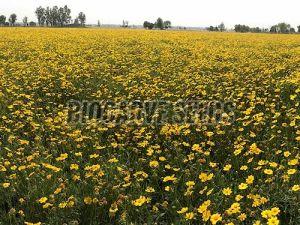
[
  {"left": 261, "top": 210, "right": 273, "bottom": 219},
  {"left": 56, "top": 153, "right": 68, "bottom": 161},
  {"left": 192, "top": 144, "right": 203, "bottom": 152},
  {"left": 210, "top": 213, "right": 222, "bottom": 224},
  {"left": 2, "top": 183, "right": 10, "bottom": 188},
  {"left": 222, "top": 187, "right": 232, "bottom": 196},
  {"left": 197, "top": 200, "right": 211, "bottom": 214},
  {"left": 70, "top": 164, "right": 79, "bottom": 170},
  {"left": 58, "top": 202, "right": 67, "bottom": 208},
  {"left": 84, "top": 197, "right": 93, "bottom": 205},
  {"left": 223, "top": 164, "right": 232, "bottom": 171},
  {"left": 177, "top": 207, "right": 188, "bottom": 214},
  {"left": 199, "top": 172, "right": 214, "bottom": 182},
  {"left": 264, "top": 169, "right": 273, "bottom": 175},
  {"left": 186, "top": 181, "right": 195, "bottom": 187},
  {"left": 267, "top": 217, "right": 279, "bottom": 225},
  {"left": 291, "top": 184, "right": 300, "bottom": 191},
  {"left": 132, "top": 196, "right": 150, "bottom": 206},
  {"left": 238, "top": 183, "right": 248, "bottom": 190},
  {"left": 270, "top": 207, "right": 280, "bottom": 216},
  {"left": 202, "top": 210, "right": 211, "bottom": 222},
  {"left": 185, "top": 212, "right": 195, "bottom": 220},
  {"left": 42, "top": 203, "right": 53, "bottom": 209},
  {"left": 145, "top": 187, "right": 155, "bottom": 193},
  {"left": 246, "top": 175, "right": 255, "bottom": 184},
  {"left": 238, "top": 213, "right": 247, "bottom": 221},
  {"left": 287, "top": 169, "right": 296, "bottom": 175},
  {"left": 163, "top": 174, "right": 177, "bottom": 182},
  {"left": 38, "top": 197, "right": 48, "bottom": 204},
  {"left": 149, "top": 160, "right": 159, "bottom": 168}
]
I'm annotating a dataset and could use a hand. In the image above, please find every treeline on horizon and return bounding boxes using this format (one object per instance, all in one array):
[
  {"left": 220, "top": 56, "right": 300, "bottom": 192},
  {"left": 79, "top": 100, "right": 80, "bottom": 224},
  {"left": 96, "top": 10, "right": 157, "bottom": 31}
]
[
  {"left": 203, "top": 22, "right": 300, "bottom": 34},
  {"left": 0, "top": 5, "right": 86, "bottom": 27},
  {"left": 232, "top": 23, "right": 300, "bottom": 34},
  {"left": 0, "top": 5, "right": 300, "bottom": 34},
  {"left": 143, "top": 19, "right": 300, "bottom": 34}
]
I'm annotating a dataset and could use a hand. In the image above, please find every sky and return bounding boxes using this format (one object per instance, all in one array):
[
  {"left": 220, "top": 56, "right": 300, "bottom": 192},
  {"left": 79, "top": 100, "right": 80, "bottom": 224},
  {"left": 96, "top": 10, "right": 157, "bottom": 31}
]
[{"left": 1, "top": 0, "right": 300, "bottom": 28}]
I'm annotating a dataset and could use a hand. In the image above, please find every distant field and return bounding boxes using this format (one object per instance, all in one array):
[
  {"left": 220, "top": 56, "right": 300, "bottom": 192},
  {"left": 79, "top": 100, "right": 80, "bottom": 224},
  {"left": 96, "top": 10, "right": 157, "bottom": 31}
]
[{"left": 0, "top": 28, "right": 299, "bottom": 225}]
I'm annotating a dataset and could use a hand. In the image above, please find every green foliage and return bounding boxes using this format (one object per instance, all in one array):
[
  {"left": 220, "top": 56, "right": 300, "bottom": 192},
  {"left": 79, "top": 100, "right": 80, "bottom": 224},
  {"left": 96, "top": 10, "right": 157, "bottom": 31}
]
[
  {"left": 78, "top": 12, "right": 86, "bottom": 26},
  {"left": 155, "top": 17, "right": 164, "bottom": 30},
  {"left": 143, "top": 21, "right": 154, "bottom": 29},
  {"left": 0, "top": 15, "right": 6, "bottom": 25},
  {"left": 270, "top": 23, "right": 295, "bottom": 34},
  {"left": 35, "top": 5, "right": 73, "bottom": 27},
  {"left": 9, "top": 13, "right": 17, "bottom": 26},
  {"left": 164, "top": 20, "right": 171, "bottom": 29},
  {"left": 234, "top": 24, "right": 250, "bottom": 33},
  {"left": 207, "top": 26, "right": 219, "bottom": 31},
  {"left": 218, "top": 22, "right": 225, "bottom": 32},
  {"left": 35, "top": 6, "right": 46, "bottom": 26}
]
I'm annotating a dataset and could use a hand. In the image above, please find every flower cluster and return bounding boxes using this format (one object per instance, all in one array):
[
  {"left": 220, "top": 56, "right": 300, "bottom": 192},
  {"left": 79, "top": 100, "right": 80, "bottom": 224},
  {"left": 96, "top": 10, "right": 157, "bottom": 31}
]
[{"left": 0, "top": 28, "right": 299, "bottom": 224}]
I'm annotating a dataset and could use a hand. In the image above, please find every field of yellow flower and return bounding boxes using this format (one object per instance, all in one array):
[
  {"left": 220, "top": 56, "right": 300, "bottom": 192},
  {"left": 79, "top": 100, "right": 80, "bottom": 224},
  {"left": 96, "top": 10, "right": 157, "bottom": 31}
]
[{"left": 0, "top": 28, "right": 299, "bottom": 225}]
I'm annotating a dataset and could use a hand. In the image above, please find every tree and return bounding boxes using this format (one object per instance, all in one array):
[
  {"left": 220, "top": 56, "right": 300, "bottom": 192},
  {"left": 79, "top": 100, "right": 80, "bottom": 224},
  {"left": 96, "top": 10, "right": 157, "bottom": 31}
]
[
  {"left": 35, "top": 6, "right": 46, "bottom": 26},
  {"left": 164, "top": 20, "right": 171, "bottom": 29},
  {"left": 207, "top": 26, "right": 214, "bottom": 31},
  {"left": 45, "top": 7, "right": 51, "bottom": 26},
  {"left": 122, "top": 20, "right": 129, "bottom": 28},
  {"left": 45, "top": 7, "right": 49, "bottom": 26},
  {"left": 277, "top": 22, "right": 290, "bottom": 33},
  {"left": 262, "top": 28, "right": 269, "bottom": 33},
  {"left": 43, "top": 6, "right": 59, "bottom": 26},
  {"left": 155, "top": 17, "right": 164, "bottom": 30},
  {"left": 9, "top": 14, "right": 17, "bottom": 26},
  {"left": 78, "top": 12, "right": 86, "bottom": 26},
  {"left": 74, "top": 18, "right": 80, "bottom": 26},
  {"left": 143, "top": 21, "right": 154, "bottom": 30},
  {"left": 57, "top": 7, "right": 64, "bottom": 26},
  {"left": 51, "top": 6, "right": 59, "bottom": 26},
  {"left": 63, "top": 5, "right": 72, "bottom": 25},
  {"left": 234, "top": 24, "right": 250, "bottom": 33},
  {"left": 97, "top": 20, "right": 101, "bottom": 27},
  {"left": 218, "top": 22, "right": 225, "bottom": 32},
  {"left": 234, "top": 24, "right": 240, "bottom": 32},
  {"left": 23, "top": 16, "right": 28, "bottom": 26},
  {"left": 207, "top": 26, "right": 219, "bottom": 31},
  {"left": 0, "top": 15, "right": 6, "bottom": 26},
  {"left": 143, "top": 21, "right": 149, "bottom": 29},
  {"left": 57, "top": 5, "right": 71, "bottom": 26},
  {"left": 250, "top": 27, "right": 262, "bottom": 33},
  {"left": 29, "top": 21, "right": 37, "bottom": 27},
  {"left": 36, "top": 5, "right": 72, "bottom": 27},
  {"left": 270, "top": 25, "right": 278, "bottom": 33},
  {"left": 270, "top": 23, "right": 292, "bottom": 33},
  {"left": 298, "top": 26, "right": 300, "bottom": 33},
  {"left": 290, "top": 27, "right": 296, "bottom": 33}
]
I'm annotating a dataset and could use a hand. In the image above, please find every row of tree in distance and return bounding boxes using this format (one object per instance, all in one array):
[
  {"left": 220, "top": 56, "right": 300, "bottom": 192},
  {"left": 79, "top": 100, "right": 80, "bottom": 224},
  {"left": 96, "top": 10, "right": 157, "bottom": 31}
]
[
  {"left": 143, "top": 18, "right": 171, "bottom": 30},
  {"left": 207, "top": 22, "right": 300, "bottom": 34},
  {"left": 0, "top": 14, "right": 19, "bottom": 26},
  {"left": 206, "top": 22, "right": 226, "bottom": 32},
  {"left": 35, "top": 6, "right": 86, "bottom": 27},
  {"left": 234, "top": 23, "right": 300, "bottom": 33},
  {"left": 0, "top": 5, "right": 87, "bottom": 27}
]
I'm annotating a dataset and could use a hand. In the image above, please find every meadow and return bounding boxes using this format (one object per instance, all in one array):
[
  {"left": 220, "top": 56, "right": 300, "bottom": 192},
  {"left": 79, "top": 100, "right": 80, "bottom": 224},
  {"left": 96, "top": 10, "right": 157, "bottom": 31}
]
[{"left": 0, "top": 28, "right": 299, "bottom": 225}]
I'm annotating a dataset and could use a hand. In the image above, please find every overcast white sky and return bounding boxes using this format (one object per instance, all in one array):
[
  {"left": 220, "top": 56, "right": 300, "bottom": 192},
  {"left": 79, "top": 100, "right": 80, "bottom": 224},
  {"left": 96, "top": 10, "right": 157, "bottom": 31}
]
[{"left": 2, "top": 0, "right": 300, "bottom": 28}]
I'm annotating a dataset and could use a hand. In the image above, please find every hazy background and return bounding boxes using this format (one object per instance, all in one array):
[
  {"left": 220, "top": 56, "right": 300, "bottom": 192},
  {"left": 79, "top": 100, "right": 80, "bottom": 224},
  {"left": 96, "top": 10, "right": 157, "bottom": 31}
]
[{"left": 2, "top": 0, "right": 300, "bottom": 28}]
